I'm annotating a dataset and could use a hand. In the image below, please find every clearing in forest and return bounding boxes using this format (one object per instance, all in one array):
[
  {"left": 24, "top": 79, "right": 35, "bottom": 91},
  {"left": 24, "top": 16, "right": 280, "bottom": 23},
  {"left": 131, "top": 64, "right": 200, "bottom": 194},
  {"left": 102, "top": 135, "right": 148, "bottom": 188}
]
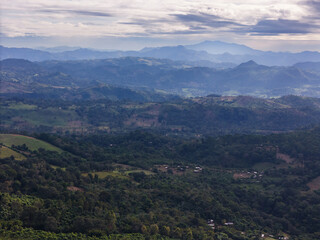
[
  {"left": 82, "top": 169, "right": 154, "bottom": 180},
  {"left": 0, "top": 134, "right": 63, "bottom": 153},
  {"left": 0, "top": 146, "right": 26, "bottom": 160},
  {"left": 307, "top": 176, "right": 320, "bottom": 191},
  {"left": 276, "top": 153, "right": 295, "bottom": 164}
]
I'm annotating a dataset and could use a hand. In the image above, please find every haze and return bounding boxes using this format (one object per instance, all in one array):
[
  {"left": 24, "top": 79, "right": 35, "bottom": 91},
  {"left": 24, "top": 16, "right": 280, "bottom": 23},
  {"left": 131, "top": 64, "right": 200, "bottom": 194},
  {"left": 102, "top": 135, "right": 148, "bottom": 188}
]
[{"left": 1, "top": 0, "right": 320, "bottom": 52}]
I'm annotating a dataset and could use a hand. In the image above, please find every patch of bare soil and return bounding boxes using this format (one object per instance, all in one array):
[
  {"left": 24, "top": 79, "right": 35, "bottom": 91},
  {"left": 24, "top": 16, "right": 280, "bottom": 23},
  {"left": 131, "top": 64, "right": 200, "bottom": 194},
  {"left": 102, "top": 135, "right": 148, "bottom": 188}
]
[
  {"left": 233, "top": 173, "right": 251, "bottom": 179},
  {"left": 67, "top": 121, "right": 83, "bottom": 128},
  {"left": 307, "top": 176, "right": 320, "bottom": 191},
  {"left": 156, "top": 165, "right": 169, "bottom": 172},
  {"left": 124, "top": 115, "right": 159, "bottom": 127},
  {"left": 67, "top": 186, "right": 84, "bottom": 192},
  {"left": 155, "top": 165, "right": 185, "bottom": 175},
  {"left": 276, "top": 153, "right": 295, "bottom": 164},
  {"left": 113, "top": 163, "right": 136, "bottom": 170}
]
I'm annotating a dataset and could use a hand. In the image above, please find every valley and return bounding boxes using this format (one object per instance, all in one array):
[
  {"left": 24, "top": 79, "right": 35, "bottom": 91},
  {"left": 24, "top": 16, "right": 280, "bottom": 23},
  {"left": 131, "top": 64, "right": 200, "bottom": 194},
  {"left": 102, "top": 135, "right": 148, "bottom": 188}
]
[{"left": 1, "top": 42, "right": 320, "bottom": 240}]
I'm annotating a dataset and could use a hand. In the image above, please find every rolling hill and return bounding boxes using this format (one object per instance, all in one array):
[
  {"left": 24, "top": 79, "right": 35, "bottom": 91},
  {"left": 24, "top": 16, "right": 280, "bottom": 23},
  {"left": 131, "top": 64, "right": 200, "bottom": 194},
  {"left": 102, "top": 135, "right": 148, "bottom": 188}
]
[
  {"left": 37, "top": 58, "right": 320, "bottom": 97},
  {"left": 0, "top": 59, "right": 180, "bottom": 102},
  {"left": 0, "top": 134, "right": 63, "bottom": 152},
  {"left": 2, "top": 95, "right": 320, "bottom": 135}
]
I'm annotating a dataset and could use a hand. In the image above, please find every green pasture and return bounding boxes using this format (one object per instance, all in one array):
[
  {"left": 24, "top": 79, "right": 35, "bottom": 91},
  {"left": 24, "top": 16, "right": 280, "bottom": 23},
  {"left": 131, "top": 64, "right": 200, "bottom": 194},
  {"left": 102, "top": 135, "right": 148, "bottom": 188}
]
[
  {"left": 0, "top": 146, "right": 26, "bottom": 160},
  {"left": 0, "top": 134, "right": 63, "bottom": 153}
]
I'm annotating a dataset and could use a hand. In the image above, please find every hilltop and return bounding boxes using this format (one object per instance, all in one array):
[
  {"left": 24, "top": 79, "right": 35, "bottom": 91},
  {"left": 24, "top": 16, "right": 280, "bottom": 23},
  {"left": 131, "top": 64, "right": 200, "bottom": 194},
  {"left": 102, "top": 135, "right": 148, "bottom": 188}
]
[{"left": 1, "top": 58, "right": 320, "bottom": 98}]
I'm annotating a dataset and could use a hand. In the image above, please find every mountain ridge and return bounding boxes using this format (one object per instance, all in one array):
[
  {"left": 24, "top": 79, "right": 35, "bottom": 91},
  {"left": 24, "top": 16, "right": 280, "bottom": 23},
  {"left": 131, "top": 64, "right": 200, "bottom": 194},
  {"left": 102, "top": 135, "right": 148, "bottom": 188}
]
[
  {"left": 2, "top": 42, "right": 320, "bottom": 66},
  {"left": 1, "top": 58, "right": 320, "bottom": 98}
]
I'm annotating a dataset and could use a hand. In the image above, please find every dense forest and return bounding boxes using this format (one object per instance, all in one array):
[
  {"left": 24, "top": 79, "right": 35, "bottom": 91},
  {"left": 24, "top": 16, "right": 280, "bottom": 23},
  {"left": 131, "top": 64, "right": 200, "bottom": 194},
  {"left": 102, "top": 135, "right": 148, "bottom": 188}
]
[
  {"left": 1, "top": 57, "right": 320, "bottom": 240},
  {"left": 1, "top": 127, "right": 320, "bottom": 239},
  {"left": 2, "top": 95, "right": 320, "bottom": 136},
  {"left": 2, "top": 1, "right": 320, "bottom": 239}
]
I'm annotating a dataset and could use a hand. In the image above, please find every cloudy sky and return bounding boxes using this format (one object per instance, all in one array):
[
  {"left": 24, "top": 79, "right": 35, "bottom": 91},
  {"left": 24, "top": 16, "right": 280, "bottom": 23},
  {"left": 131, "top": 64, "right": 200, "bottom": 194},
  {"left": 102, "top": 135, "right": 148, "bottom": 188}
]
[{"left": 1, "top": 0, "right": 320, "bottom": 51}]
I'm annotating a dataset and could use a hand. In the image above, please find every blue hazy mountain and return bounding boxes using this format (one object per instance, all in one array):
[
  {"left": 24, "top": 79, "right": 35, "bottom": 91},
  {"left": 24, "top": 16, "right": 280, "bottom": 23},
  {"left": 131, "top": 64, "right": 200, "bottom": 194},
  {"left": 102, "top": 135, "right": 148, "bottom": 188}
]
[
  {"left": 2, "top": 58, "right": 319, "bottom": 98},
  {"left": 185, "top": 40, "right": 262, "bottom": 55},
  {"left": 36, "top": 46, "right": 82, "bottom": 52},
  {"left": 0, "top": 46, "right": 53, "bottom": 61},
  {"left": 294, "top": 62, "right": 320, "bottom": 75},
  {"left": 0, "top": 58, "right": 180, "bottom": 102},
  {"left": 2, "top": 42, "right": 320, "bottom": 66},
  {"left": 137, "top": 45, "right": 212, "bottom": 61}
]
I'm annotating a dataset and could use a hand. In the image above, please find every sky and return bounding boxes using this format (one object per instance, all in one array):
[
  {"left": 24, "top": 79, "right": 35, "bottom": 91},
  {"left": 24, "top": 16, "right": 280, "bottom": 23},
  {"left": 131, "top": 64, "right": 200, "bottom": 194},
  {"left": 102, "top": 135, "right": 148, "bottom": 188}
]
[{"left": 1, "top": 0, "right": 320, "bottom": 52}]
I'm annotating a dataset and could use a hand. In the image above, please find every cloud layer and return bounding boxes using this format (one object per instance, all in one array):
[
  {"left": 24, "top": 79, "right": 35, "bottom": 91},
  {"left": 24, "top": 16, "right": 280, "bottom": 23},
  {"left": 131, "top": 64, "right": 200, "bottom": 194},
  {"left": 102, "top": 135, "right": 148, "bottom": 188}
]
[{"left": 1, "top": 0, "right": 320, "bottom": 50}]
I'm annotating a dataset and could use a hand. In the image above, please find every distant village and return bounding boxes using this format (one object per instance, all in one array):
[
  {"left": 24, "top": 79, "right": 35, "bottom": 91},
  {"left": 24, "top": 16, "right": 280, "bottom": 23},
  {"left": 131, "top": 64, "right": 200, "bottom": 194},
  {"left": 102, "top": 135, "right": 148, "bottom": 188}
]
[
  {"left": 155, "top": 164, "right": 203, "bottom": 174},
  {"left": 207, "top": 219, "right": 289, "bottom": 240}
]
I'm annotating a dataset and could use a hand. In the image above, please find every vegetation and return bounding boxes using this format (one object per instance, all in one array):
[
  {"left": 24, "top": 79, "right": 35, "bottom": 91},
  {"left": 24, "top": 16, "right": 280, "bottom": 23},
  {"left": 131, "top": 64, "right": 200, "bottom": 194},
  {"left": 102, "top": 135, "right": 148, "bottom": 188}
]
[
  {"left": 0, "top": 134, "right": 63, "bottom": 153},
  {"left": 0, "top": 146, "right": 26, "bottom": 161},
  {"left": 2, "top": 54, "right": 320, "bottom": 97},
  {"left": 0, "top": 128, "right": 320, "bottom": 239},
  {"left": 1, "top": 58, "right": 320, "bottom": 239},
  {"left": 2, "top": 96, "right": 320, "bottom": 136}
]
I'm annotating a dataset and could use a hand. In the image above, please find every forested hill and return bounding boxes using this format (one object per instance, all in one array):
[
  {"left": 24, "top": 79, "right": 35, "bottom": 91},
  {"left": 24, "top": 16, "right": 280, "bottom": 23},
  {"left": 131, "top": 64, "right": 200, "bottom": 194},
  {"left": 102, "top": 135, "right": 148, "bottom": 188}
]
[
  {"left": 1, "top": 58, "right": 320, "bottom": 98},
  {"left": 0, "top": 59, "right": 181, "bottom": 102},
  {"left": 1, "top": 128, "right": 320, "bottom": 239},
  {"left": 1, "top": 47, "right": 320, "bottom": 240},
  {"left": 1, "top": 95, "right": 320, "bottom": 136}
]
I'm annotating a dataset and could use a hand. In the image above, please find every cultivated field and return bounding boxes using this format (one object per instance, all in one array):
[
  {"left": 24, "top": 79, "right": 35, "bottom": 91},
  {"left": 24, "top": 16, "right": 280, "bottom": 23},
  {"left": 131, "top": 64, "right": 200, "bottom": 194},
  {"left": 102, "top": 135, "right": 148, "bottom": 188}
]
[
  {"left": 0, "top": 134, "right": 63, "bottom": 153},
  {"left": 82, "top": 169, "right": 154, "bottom": 180},
  {"left": 0, "top": 146, "right": 26, "bottom": 160}
]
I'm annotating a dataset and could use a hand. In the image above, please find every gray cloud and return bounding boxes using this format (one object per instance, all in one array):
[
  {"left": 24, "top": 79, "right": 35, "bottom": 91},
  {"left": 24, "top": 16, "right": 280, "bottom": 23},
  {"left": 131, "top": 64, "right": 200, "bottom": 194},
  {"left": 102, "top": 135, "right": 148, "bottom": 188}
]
[
  {"left": 173, "top": 13, "right": 220, "bottom": 22},
  {"left": 189, "top": 26, "right": 207, "bottom": 30},
  {"left": 38, "top": 9, "right": 112, "bottom": 17},
  {"left": 120, "top": 13, "right": 319, "bottom": 37},
  {"left": 70, "top": 10, "right": 111, "bottom": 17},
  {"left": 304, "top": 0, "right": 320, "bottom": 12},
  {"left": 172, "top": 13, "right": 244, "bottom": 28},
  {"left": 2, "top": 0, "right": 319, "bottom": 52},
  {"left": 119, "top": 16, "right": 212, "bottom": 36},
  {"left": 149, "top": 29, "right": 210, "bottom": 35},
  {"left": 119, "top": 17, "right": 173, "bottom": 26},
  {"left": 123, "top": 12, "right": 246, "bottom": 36},
  {"left": 248, "top": 19, "right": 318, "bottom": 35},
  {"left": 303, "top": 0, "right": 320, "bottom": 20}
]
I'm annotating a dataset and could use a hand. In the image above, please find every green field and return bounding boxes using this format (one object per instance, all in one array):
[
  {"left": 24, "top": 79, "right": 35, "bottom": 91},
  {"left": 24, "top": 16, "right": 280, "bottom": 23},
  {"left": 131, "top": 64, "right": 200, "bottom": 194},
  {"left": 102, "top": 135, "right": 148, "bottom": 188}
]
[
  {"left": 1, "top": 104, "right": 81, "bottom": 128},
  {"left": 125, "top": 169, "right": 155, "bottom": 175},
  {"left": 0, "top": 134, "right": 63, "bottom": 153},
  {"left": 50, "top": 165, "right": 66, "bottom": 171},
  {"left": 82, "top": 169, "right": 154, "bottom": 180},
  {"left": 0, "top": 146, "right": 26, "bottom": 160},
  {"left": 7, "top": 102, "right": 38, "bottom": 110},
  {"left": 252, "top": 162, "right": 277, "bottom": 171},
  {"left": 82, "top": 171, "right": 129, "bottom": 179},
  {"left": 16, "top": 108, "right": 79, "bottom": 127}
]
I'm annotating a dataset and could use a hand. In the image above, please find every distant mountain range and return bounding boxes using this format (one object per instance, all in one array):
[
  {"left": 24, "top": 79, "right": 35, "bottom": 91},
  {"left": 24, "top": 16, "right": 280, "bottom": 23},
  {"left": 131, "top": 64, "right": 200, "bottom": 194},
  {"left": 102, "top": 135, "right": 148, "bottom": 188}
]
[
  {"left": 0, "top": 59, "right": 180, "bottom": 102},
  {"left": 185, "top": 40, "right": 261, "bottom": 55},
  {"left": 1, "top": 58, "right": 320, "bottom": 98},
  {"left": 1, "top": 41, "right": 320, "bottom": 66},
  {"left": 294, "top": 62, "right": 320, "bottom": 75}
]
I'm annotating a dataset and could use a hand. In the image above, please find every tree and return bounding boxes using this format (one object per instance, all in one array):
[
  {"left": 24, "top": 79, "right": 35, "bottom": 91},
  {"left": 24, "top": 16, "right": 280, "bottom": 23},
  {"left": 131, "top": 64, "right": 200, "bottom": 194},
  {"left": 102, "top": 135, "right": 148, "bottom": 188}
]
[
  {"left": 44, "top": 216, "right": 58, "bottom": 232},
  {"left": 160, "top": 226, "right": 170, "bottom": 236},
  {"left": 150, "top": 224, "right": 159, "bottom": 235},
  {"left": 184, "top": 228, "right": 193, "bottom": 240},
  {"left": 141, "top": 224, "right": 148, "bottom": 235},
  {"left": 173, "top": 227, "right": 182, "bottom": 238}
]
